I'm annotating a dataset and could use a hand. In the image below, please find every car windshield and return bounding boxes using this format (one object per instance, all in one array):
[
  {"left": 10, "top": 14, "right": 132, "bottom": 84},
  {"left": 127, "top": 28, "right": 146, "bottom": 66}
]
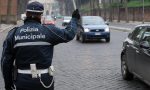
[
  {"left": 64, "top": 17, "right": 71, "bottom": 20},
  {"left": 82, "top": 16, "right": 105, "bottom": 25}
]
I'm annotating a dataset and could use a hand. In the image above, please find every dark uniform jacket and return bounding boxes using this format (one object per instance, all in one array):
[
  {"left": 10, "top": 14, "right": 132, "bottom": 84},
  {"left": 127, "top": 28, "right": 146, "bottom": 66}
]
[{"left": 1, "top": 18, "right": 78, "bottom": 90}]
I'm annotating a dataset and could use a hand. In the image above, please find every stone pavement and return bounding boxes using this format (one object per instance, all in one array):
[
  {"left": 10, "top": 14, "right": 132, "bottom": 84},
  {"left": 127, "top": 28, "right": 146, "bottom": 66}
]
[
  {"left": 53, "top": 30, "right": 150, "bottom": 90},
  {"left": 0, "top": 20, "right": 150, "bottom": 90}
]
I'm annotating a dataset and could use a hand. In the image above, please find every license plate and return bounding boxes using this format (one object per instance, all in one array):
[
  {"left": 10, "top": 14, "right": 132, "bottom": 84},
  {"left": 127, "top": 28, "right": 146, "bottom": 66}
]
[{"left": 95, "top": 32, "right": 101, "bottom": 35}]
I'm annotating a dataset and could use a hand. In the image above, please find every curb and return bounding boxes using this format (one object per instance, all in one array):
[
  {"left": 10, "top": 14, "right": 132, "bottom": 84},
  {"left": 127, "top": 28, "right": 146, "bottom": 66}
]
[
  {"left": 109, "top": 26, "right": 132, "bottom": 32},
  {"left": 0, "top": 20, "right": 23, "bottom": 33},
  {"left": 0, "top": 25, "right": 15, "bottom": 33}
]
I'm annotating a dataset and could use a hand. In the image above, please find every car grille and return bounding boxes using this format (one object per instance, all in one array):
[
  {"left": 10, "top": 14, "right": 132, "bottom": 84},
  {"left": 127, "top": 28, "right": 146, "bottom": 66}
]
[{"left": 90, "top": 29, "right": 105, "bottom": 32}]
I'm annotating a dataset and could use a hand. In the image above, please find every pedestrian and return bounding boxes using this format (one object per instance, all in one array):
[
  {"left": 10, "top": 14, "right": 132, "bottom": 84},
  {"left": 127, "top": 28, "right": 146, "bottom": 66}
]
[{"left": 1, "top": 1, "right": 80, "bottom": 90}]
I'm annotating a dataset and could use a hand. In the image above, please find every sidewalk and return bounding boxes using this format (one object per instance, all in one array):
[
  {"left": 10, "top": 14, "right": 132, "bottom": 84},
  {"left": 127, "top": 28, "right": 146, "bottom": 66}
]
[
  {"left": 109, "top": 20, "right": 150, "bottom": 32},
  {"left": 0, "top": 24, "right": 14, "bottom": 32},
  {"left": 0, "top": 21, "right": 23, "bottom": 33}
]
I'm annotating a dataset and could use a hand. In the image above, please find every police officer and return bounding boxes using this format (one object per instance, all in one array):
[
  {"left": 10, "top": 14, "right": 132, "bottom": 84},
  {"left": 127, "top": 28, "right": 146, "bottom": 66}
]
[{"left": 1, "top": 1, "right": 80, "bottom": 90}]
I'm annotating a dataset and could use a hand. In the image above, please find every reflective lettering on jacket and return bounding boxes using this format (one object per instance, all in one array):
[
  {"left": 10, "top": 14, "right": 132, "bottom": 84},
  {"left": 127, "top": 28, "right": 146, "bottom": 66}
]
[{"left": 15, "top": 33, "right": 46, "bottom": 41}]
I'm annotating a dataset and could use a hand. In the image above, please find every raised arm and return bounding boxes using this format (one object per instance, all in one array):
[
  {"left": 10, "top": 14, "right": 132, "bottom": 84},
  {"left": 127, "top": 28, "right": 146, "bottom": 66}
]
[{"left": 44, "top": 9, "right": 80, "bottom": 45}]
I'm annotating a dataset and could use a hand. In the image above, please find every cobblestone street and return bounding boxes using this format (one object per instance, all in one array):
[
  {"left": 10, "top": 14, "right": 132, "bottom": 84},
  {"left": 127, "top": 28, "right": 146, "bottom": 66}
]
[
  {"left": 1, "top": 0, "right": 150, "bottom": 89},
  {"left": 52, "top": 28, "right": 150, "bottom": 90},
  {"left": 0, "top": 21, "right": 150, "bottom": 90}
]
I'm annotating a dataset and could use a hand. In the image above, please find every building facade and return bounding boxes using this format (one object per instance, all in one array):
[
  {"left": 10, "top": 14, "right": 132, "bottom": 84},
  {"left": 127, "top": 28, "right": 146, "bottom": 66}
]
[{"left": 0, "top": 0, "right": 29, "bottom": 24}]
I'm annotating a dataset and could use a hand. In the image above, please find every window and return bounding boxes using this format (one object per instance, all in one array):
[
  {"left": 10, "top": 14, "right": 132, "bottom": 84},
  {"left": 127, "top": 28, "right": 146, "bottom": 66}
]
[
  {"left": 82, "top": 16, "right": 105, "bottom": 25},
  {"left": 141, "top": 27, "right": 150, "bottom": 45},
  {"left": 131, "top": 26, "right": 146, "bottom": 42}
]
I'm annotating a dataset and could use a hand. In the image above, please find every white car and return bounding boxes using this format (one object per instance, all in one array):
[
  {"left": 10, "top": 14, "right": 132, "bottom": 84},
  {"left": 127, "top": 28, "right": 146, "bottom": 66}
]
[{"left": 62, "top": 16, "right": 72, "bottom": 26}]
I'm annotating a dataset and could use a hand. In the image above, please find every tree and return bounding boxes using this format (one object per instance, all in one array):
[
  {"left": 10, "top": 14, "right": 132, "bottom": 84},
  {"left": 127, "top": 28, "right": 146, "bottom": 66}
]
[
  {"left": 102, "top": 0, "right": 107, "bottom": 21},
  {"left": 109, "top": 0, "right": 113, "bottom": 22},
  {"left": 117, "top": 0, "right": 121, "bottom": 22},
  {"left": 6, "top": 0, "right": 12, "bottom": 24},
  {"left": 96, "top": 0, "right": 101, "bottom": 16},
  {"left": 90, "top": 0, "right": 92, "bottom": 15},
  {"left": 125, "top": 0, "right": 129, "bottom": 22}
]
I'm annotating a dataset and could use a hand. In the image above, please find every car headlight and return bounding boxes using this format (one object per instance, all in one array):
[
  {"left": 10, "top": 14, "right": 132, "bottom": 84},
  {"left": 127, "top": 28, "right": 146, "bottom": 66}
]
[
  {"left": 84, "top": 28, "right": 90, "bottom": 32},
  {"left": 105, "top": 27, "right": 110, "bottom": 32}
]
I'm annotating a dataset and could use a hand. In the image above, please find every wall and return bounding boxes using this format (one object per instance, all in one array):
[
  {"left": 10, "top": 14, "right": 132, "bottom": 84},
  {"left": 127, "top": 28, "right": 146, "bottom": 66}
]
[
  {"left": 0, "top": 0, "right": 18, "bottom": 24},
  {"left": 84, "top": 6, "right": 150, "bottom": 22}
]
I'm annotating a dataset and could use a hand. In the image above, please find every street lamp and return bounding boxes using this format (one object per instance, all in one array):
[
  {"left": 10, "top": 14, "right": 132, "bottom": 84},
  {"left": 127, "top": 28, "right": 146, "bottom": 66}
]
[{"left": 142, "top": 0, "right": 145, "bottom": 24}]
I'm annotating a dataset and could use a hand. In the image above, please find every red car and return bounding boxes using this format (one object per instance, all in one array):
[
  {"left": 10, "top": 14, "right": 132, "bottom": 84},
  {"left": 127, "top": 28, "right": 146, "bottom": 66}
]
[{"left": 42, "top": 16, "right": 55, "bottom": 25}]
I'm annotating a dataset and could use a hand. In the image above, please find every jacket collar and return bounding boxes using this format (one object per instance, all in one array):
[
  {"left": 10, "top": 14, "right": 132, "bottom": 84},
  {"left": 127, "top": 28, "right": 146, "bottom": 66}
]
[{"left": 24, "top": 17, "right": 41, "bottom": 24}]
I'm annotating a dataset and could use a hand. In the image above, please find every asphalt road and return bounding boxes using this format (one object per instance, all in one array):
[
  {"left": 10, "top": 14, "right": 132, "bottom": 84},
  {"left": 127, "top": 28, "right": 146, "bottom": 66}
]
[{"left": 0, "top": 20, "right": 149, "bottom": 90}]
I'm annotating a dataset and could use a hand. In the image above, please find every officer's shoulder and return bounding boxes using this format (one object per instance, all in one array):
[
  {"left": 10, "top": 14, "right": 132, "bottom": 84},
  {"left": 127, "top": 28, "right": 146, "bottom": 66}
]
[
  {"left": 8, "top": 27, "right": 18, "bottom": 33},
  {"left": 7, "top": 27, "right": 18, "bottom": 37}
]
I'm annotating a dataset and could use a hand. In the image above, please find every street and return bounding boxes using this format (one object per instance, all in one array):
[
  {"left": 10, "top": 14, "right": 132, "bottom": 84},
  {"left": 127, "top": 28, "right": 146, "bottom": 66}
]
[
  {"left": 53, "top": 24, "right": 149, "bottom": 90},
  {"left": 0, "top": 20, "right": 150, "bottom": 90},
  {"left": 0, "top": 0, "right": 150, "bottom": 90}
]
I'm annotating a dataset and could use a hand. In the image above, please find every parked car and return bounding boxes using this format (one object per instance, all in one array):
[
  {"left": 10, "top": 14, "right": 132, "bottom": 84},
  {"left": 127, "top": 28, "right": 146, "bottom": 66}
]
[
  {"left": 42, "top": 16, "right": 55, "bottom": 25},
  {"left": 121, "top": 24, "right": 150, "bottom": 85},
  {"left": 21, "top": 13, "right": 26, "bottom": 20},
  {"left": 76, "top": 16, "right": 110, "bottom": 43},
  {"left": 62, "top": 16, "right": 72, "bottom": 26}
]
